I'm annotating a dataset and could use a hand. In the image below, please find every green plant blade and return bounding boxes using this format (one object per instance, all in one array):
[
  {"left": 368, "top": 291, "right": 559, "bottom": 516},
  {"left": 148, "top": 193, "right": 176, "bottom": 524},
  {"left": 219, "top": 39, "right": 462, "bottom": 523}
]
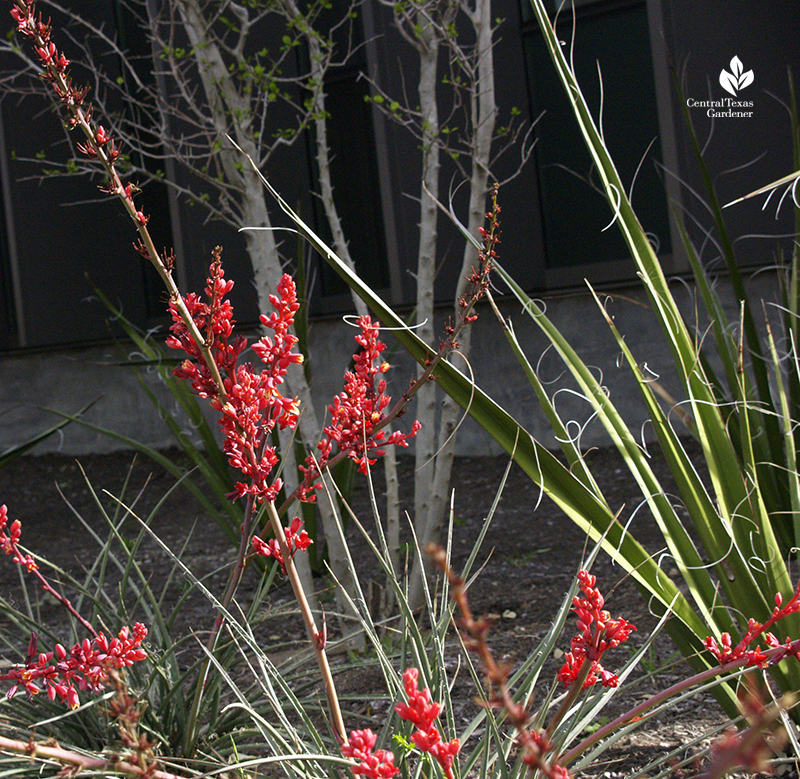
[{"left": 0, "top": 398, "right": 99, "bottom": 466}]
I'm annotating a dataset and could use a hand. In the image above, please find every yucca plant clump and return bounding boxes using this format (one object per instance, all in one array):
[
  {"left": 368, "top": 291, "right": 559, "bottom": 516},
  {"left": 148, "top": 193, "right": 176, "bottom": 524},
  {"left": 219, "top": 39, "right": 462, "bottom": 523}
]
[{"left": 263, "top": 0, "right": 800, "bottom": 725}]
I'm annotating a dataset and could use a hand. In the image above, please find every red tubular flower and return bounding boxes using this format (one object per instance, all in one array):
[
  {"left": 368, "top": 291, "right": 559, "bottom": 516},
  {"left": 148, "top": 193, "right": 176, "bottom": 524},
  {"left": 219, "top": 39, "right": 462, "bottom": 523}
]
[
  {"left": 10, "top": 2, "right": 88, "bottom": 117},
  {"left": 704, "top": 578, "right": 800, "bottom": 669},
  {"left": 341, "top": 729, "right": 400, "bottom": 779},
  {"left": 0, "top": 624, "right": 147, "bottom": 709},
  {"left": 395, "top": 668, "right": 460, "bottom": 779},
  {"left": 395, "top": 668, "right": 441, "bottom": 731},
  {"left": 251, "top": 274, "right": 305, "bottom": 380},
  {"left": 166, "top": 255, "right": 302, "bottom": 504},
  {"left": 167, "top": 262, "right": 416, "bottom": 512},
  {"left": 0, "top": 504, "right": 37, "bottom": 572},
  {"left": 251, "top": 517, "right": 312, "bottom": 575},
  {"left": 299, "top": 317, "right": 420, "bottom": 498},
  {"left": 557, "top": 570, "right": 635, "bottom": 690}
]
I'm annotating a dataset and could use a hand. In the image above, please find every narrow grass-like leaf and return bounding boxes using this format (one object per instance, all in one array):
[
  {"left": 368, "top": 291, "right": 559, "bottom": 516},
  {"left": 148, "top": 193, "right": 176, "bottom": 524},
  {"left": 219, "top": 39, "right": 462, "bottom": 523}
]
[
  {"left": 0, "top": 398, "right": 99, "bottom": 466},
  {"left": 485, "top": 292, "right": 601, "bottom": 497},
  {"left": 523, "top": 0, "right": 800, "bottom": 700},
  {"left": 767, "top": 324, "right": 800, "bottom": 547}
]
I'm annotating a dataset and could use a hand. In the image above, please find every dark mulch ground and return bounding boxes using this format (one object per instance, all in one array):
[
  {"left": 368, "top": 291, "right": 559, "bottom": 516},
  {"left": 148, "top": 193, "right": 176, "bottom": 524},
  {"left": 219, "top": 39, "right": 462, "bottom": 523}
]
[{"left": 0, "top": 443, "right": 792, "bottom": 778}]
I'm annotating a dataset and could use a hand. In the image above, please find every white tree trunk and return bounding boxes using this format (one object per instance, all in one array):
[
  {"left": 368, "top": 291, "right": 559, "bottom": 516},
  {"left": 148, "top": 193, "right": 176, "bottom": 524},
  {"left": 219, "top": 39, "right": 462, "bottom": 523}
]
[
  {"left": 412, "top": 15, "right": 442, "bottom": 577},
  {"left": 408, "top": 0, "right": 497, "bottom": 610},
  {"left": 175, "top": 0, "right": 364, "bottom": 637}
]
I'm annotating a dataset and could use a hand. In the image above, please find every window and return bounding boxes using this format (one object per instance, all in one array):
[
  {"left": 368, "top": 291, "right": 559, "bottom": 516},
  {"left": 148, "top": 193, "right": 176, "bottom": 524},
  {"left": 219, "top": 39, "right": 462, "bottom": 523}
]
[
  {"left": 519, "top": 0, "right": 671, "bottom": 285},
  {"left": 0, "top": 0, "right": 171, "bottom": 350}
]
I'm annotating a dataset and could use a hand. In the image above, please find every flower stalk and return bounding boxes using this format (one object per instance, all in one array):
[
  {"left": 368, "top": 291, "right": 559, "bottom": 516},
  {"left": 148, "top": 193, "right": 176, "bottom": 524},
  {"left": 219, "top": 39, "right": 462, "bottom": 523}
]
[
  {"left": 8, "top": 0, "right": 226, "bottom": 400},
  {"left": 265, "top": 500, "right": 346, "bottom": 744},
  {"left": 428, "top": 543, "right": 574, "bottom": 779},
  {"left": 0, "top": 734, "right": 180, "bottom": 779}
]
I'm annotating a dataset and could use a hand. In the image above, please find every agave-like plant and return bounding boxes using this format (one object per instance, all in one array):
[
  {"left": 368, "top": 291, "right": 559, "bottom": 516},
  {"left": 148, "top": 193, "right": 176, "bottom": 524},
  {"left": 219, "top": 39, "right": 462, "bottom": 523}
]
[{"left": 242, "top": 0, "right": 800, "bottom": 720}]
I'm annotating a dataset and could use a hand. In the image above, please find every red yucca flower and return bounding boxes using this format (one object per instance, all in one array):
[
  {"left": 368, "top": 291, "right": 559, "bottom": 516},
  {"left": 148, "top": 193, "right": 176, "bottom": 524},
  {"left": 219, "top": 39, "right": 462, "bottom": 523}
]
[
  {"left": 394, "top": 668, "right": 460, "bottom": 779},
  {"left": 251, "top": 516, "right": 312, "bottom": 574},
  {"left": 342, "top": 668, "right": 460, "bottom": 779},
  {"left": 0, "top": 506, "right": 148, "bottom": 708},
  {"left": 167, "top": 260, "right": 419, "bottom": 506},
  {"left": 166, "top": 256, "right": 303, "bottom": 504},
  {"left": 558, "top": 570, "right": 636, "bottom": 690},
  {"left": 299, "top": 316, "right": 421, "bottom": 500},
  {"left": 341, "top": 729, "right": 400, "bottom": 779},
  {"left": 704, "top": 578, "right": 800, "bottom": 669},
  {"left": 0, "top": 504, "right": 36, "bottom": 572},
  {"left": 0, "top": 625, "right": 147, "bottom": 709}
]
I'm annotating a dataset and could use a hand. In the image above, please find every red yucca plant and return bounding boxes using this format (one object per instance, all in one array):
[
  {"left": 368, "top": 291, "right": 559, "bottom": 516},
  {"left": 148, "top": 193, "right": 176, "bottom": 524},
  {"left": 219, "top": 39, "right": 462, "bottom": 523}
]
[{"left": 1, "top": 2, "right": 800, "bottom": 778}]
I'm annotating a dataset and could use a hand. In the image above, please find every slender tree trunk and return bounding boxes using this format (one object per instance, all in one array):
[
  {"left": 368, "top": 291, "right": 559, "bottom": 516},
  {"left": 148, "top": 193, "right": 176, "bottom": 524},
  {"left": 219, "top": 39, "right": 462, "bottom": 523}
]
[
  {"left": 384, "top": 443, "right": 401, "bottom": 577},
  {"left": 175, "top": 1, "right": 364, "bottom": 637},
  {"left": 294, "top": 0, "right": 367, "bottom": 323},
  {"left": 412, "top": 16, "right": 442, "bottom": 587},
  {"left": 408, "top": 0, "right": 496, "bottom": 610}
]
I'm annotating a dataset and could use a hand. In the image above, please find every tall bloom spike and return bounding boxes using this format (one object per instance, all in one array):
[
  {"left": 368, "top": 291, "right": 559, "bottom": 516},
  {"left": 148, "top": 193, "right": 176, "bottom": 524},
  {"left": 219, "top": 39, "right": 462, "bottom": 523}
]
[
  {"left": 0, "top": 506, "right": 148, "bottom": 709},
  {"left": 0, "top": 624, "right": 147, "bottom": 709},
  {"left": 299, "top": 316, "right": 421, "bottom": 499},
  {"left": 166, "top": 253, "right": 302, "bottom": 504},
  {"left": 557, "top": 570, "right": 636, "bottom": 690}
]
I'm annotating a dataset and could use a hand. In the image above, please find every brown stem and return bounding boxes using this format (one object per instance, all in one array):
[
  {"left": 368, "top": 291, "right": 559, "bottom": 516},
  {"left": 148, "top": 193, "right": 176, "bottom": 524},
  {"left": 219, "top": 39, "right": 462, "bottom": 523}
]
[
  {"left": 6, "top": 531, "right": 97, "bottom": 636},
  {"left": 27, "top": 564, "right": 97, "bottom": 637},
  {"left": 429, "top": 544, "right": 568, "bottom": 778},
  {"left": 265, "top": 500, "right": 345, "bottom": 745},
  {"left": 0, "top": 735, "right": 185, "bottom": 779}
]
